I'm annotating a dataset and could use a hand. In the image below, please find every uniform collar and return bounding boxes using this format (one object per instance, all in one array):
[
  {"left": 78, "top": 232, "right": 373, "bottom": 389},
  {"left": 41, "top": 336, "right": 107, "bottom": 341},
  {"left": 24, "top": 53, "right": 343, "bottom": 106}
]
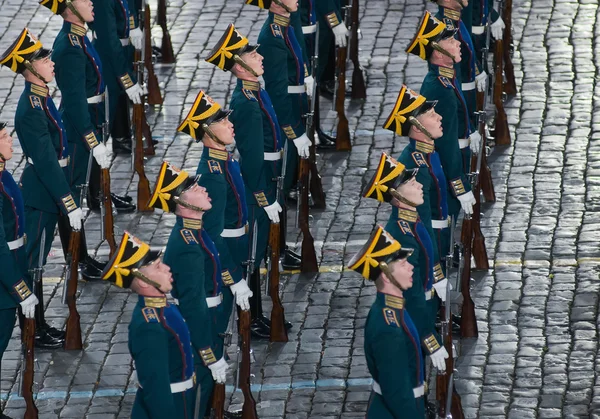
[
  {"left": 440, "top": 6, "right": 461, "bottom": 22},
  {"left": 0, "top": 160, "right": 4, "bottom": 172},
  {"left": 271, "top": 12, "right": 290, "bottom": 27},
  {"left": 241, "top": 79, "right": 261, "bottom": 91},
  {"left": 142, "top": 296, "right": 167, "bottom": 308},
  {"left": 377, "top": 292, "right": 405, "bottom": 310},
  {"left": 433, "top": 64, "right": 455, "bottom": 79},
  {"left": 64, "top": 21, "right": 87, "bottom": 37},
  {"left": 179, "top": 216, "right": 203, "bottom": 230},
  {"left": 205, "top": 146, "right": 229, "bottom": 161},
  {"left": 397, "top": 208, "right": 418, "bottom": 223},
  {"left": 26, "top": 81, "right": 48, "bottom": 98},
  {"left": 410, "top": 138, "right": 435, "bottom": 154}
]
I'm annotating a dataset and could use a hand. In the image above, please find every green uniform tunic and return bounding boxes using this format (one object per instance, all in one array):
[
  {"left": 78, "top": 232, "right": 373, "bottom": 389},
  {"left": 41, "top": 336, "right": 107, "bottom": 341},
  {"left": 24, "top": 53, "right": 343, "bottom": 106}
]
[
  {"left": 128, "top": 296, "right": 196, "bottom": 419},
  {"left": 313, "top": 0, "right": 343, "bottom": 83},
  {"left": 365, "top": 292, "right": 425, "bottom": 418}
]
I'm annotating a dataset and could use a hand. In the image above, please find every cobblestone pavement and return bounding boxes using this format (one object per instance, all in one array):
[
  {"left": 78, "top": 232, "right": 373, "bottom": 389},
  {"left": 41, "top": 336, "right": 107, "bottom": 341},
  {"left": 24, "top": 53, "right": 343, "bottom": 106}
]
[{"left": 0, "top": 0, "right": 598, "bottom": 417}]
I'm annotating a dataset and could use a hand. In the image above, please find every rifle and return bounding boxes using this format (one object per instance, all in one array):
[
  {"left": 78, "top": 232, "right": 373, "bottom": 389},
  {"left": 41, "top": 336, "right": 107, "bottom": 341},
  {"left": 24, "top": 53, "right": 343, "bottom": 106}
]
[
  {"left": 349, "top": 0, "right": 366, "bottom": 100},
  {"left": 210, "top": 384, "right": 225, "bottom": 419},
  {"left": 472, "top": 112, "right": 489, "bottom": 271},
  {"left": 143, "top": 3, "right": 163, "bottom": 106},
  {"left": 459, "top": 142, "right": 482, "bottom": 338},
  {"left": 63, "top": 231, "right": 83, "bottom": 350},
  {"left": 334, "top": 6, "right": 351, "bottom": 151},
  {"left": 501, "top": 0, "right": 516, "bottom": 97},
  {"left": 157, "top": 0, "right": 175, "bottom": 64},
  {"left": 491, "top": 5, "right": 511, "bottom": 147},
  {"left": 80, "top": 151, "right": 94, "bottom": 210},
  {"left": 239, "top": 221, "right": 258, "bottom": 419},
  {"left": 100, "top": 90, "right": 117, "bottom": 257},
  {"left": 436, "top": 228, "right": 464, "bottom": 419},
  {"left": 133, "top": 26, "right": 154, "bottom": 212},
  {"left": 306, "top": 23, "right": 326, "bottom": 210}
]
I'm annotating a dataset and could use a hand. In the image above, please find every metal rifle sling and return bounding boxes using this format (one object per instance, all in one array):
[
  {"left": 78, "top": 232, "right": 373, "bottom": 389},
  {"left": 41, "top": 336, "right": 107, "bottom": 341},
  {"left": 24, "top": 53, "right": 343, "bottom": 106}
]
[
  {"left": 80, "top": 151, "right": 94, "bottom": 210},
  {"left": 445, "top": 372, "right": 455, "bottom": 418}
]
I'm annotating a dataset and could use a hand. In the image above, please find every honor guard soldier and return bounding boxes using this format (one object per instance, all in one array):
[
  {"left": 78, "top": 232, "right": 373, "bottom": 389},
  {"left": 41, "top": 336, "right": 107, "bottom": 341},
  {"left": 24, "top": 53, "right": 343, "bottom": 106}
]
[
  {"left": 90, "top": 0, "right": 144, "bottom": 155},
  {"left": 406, "top": 13, "right": 476, "bottom": 224},
  {"left": 247, "top": 0, "right": 312, "bottom": 196},
  {"left": 149, "top": 162, "right": 229, "bottom": 418},
  {"left": 101, "top": 232, "right": 197, "bottom": 419},
  {"left": 348, "top": 226, "right": 425, "bottom": 418},
  {"left": 362, "top": 153, "right": 449, "bottom": 374},
  {"left": 471, "top": 0, "right": 505, "bottom": 66},
  {"left": 0, "top": 122, "right": 39, "bottom": 404},
  {"left": 312, "top": 0, "right": 348, "bottom": 91},
  {"left": 205, "top": 24, "right": 294, "bottom": 338},
  {"left": 0, "top": 29, "right": 80, "bottom": 348}
]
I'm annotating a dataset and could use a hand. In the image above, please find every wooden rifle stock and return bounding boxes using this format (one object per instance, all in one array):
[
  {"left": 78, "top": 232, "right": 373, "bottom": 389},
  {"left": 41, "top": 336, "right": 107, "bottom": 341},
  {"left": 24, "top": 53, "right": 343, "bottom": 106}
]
[
  {"left": 22, "top": 318, "right": 38, "bottom": 419},
  {"left": 349, "top": 0, "right": 366, "bottom": 100},
  {"left": 476, "top": 92, "right": 495, "bottom": 203},
  {"left": 100, "top": 168, "right": 117, "bottom": 257},
  {"left": 501, "top": 0, "right": 517, "bottom": 97},
  {"left": 435, "top": 306, "right": 464, "bottom": 419},
  {"left": 238, "top": 310, "right": 258, "bottom": 419},
  {"left": 210, "top": 383, "right": 225, "bottom": 419},
  {"left": 157, "top": 0, "right": 176, "bottom": 64},
  {"left": 335, "top": 43, "right": 351, "bottom": 151},
  {"left": 144, "top": 5, "right": 163, "bottom": 106},
  {"left": 64, "top": 231, "right": 83, "bottom": 350},
  {"left": 459, "top": 218, "right": 478, "bottom": 338},
  {"left": 298, "top": 158, "right": 318, "bottom": 273},
  {"left": 492, "top": 40, "right": 511, "bottom": 146},
  {"left": 268, "top": 223, "right": 288, "bottom": 342}
]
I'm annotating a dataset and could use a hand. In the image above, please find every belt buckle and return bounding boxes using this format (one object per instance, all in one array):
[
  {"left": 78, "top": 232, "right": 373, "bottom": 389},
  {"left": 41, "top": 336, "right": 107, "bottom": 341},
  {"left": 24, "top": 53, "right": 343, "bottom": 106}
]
[{"left": 245, "top": 224, "right": 249, "bottom": 234}]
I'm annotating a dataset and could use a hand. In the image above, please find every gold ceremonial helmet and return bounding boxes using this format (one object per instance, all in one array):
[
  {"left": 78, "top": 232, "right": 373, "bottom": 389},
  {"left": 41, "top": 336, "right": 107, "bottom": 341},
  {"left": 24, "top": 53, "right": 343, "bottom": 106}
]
[
  {"left": 205, "top": 23, "right": 259, "bottom": 72},
  {"left": 148, "top": 161, "right": 199, "bottom": 213},
  {"left": 383, "top": 85, "right": 437, "bottom": 136},
  {"left": 362, "top": 153, "right": 419, "bottom": 203},
  {"left": 177, "top": 90, "right": 231, "bottom": 142},
  {"left": 406, "top": 11, "right": 457, "bottom": 61}
]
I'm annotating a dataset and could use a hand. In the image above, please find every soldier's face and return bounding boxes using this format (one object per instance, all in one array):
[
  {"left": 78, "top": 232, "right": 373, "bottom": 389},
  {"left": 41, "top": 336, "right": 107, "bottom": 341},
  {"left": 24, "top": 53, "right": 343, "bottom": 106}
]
[
  {"left": 0, "top": 129, "right": 13, "bottom": 161},
  {"left": 397, "top": 178, "right": 424, "bottom": 206},
  {"left": 210, "top": 117, "right": 235, "bottom": 145},
  {"left": 438, "top": 37, "right": 461, "bottom": 63},
  {"left": 281, "top": 0, "right": 298, "bottom": 12},
  {"left": 181, "top": 184, "right": 213, "bottom": 211},
  {"left": 388, "top": 259, "right": 413, "bottom": 291},
  {"left": 32, "top": 57, "right": 55, "bottom": 83},
  {"left": 417, "top": 109, "right": 443, "bottom": 139},
  {"left": 140, "top": 259, "right": 173, "bottom": 293},
  {"left": 241, "top": 51, "right": 264, "bottom": 77},
  {"left": 73, "top": 0, "right": 95, "bottom": 22}
]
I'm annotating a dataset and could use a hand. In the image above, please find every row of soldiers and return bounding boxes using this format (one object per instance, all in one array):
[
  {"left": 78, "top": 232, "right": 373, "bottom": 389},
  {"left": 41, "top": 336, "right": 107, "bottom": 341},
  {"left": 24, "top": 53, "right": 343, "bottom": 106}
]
[{"left": 0, "top": 0, "right": 358, "bottom": 417}]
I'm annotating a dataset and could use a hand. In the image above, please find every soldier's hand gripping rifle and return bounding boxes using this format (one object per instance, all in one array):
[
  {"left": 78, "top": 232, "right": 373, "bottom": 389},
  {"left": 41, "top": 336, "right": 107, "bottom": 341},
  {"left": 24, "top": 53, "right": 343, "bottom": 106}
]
[
  {"left": 144, "top": 2, "right": 163, "bottom": 106},
  {"left": 491, "top": 0, "right": 511, "bottom": 146},
  {"left": 349, "top": 0, "right": 366, "bottom": 100},
  {"left": 100, "top": 90, "right": 117, "bottom": 257},
  {"left": 157, "top": 0, "right": 175, "bottom": 64},
  {"left": 436, "top": 217, "right": 465, "bottom": 419},
  {"left": 62, "top": 229, "right": 83, "bottom": 350},
  {"left": 133, "top": 5, "right": 155, "bottom": 213},
  {"left": 269, "top": 146, "right": 290, "bottom": 341},
  {"left": 22, "top": 232, "right": 43, "bottom": 419},
  {"left": 501, "top": 0, "right": 516, "bottom": 97},
  {"left": 471, "top": 111, "right": 490, "bottom": 271},
  {"left": 334, "top": 6, "right": 352, "bottom": 151},
  {"left": 238, "top": 221, "right": 258, "bottom": 419},
  {"left": 459, "top": 139, "right": 483, "bottom": 338}
]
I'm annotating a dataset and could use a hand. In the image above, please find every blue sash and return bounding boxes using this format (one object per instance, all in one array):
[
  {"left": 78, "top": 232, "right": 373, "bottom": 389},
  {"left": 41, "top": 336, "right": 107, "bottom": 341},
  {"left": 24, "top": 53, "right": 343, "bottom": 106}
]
[
  {"left": 162, "top": 304, "right": 195, "bottom": 381},
  {"left": 200, "top": 229, "right": 223, "bottom": 296},
  {"left": 429, "top": 152, "right": 449, "bottom": 219},
  {"left": 1, "top": 171, "right": 25, "bottom": 237},
  {"left": 226, "top": 157, "right": 249, "bottom": 226}
]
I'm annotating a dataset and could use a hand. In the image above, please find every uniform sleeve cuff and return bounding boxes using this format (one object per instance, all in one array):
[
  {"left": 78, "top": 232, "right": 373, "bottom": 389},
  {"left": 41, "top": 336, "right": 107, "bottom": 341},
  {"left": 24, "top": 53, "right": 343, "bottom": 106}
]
[
  {"left": 199, "top": 347, "right": 217, "bottom": 366},
  {"left": 450, "top": 177, "right": 467, "bottom": 196},
  {"left": 281, "top": 124, "right": 298, "bottom": 140},
  {"left": 129, "top": 16, "right": 136, "bottom": 30},
  {"left": 325, "top": 12, "right": 340, "bottom": 28},
  {"left": 83, "top": 131, "right": 99, "bottom": 150},
  {"left": 119, "top": 73, "right": 135, "bottom": 89},
  {"left": 433, "top": 263, "right": 445, "bottom": 283},
  {"left": 422, "top": 333, "right": 441, "bottom": 355},
  {"left": 221, "top": 270, "right": 234, "bottom": 286},
  {"left": 61, "top": 194, "right": 78, "bottom": 213},
  {"left": 254, "top": 191, "right": 269, "bottom": 207},
  {"left": 13, "top": 279, "right": 32, "bottom": 302}
]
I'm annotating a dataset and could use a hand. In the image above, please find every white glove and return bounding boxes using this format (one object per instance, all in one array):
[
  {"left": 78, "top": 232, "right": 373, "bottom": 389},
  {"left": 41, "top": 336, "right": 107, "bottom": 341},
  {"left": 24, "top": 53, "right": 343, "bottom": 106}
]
[
  {"left": 458, "top": 191, "right": 476, "bottom": 216},
  {"left": 208, "top": 357, "right": 229, "bottom": 384},
  {"left": 432, "top": 278, "right": 450, "bottom": 302},
  {"left": 264, "top": 201, "right": 283, "bottom": 223},
  {"left": 129, "top": 27, "right": 143, "bottom": 50},
  {"left": 469, "top": 131, "right": 482, "bottom": 155},
  {"left": 92, "top": 143, "right": 111, "bottom": 169},
  {"left": 20, "top": 294, "right": 39, "bottom": 319},
  {"left": 68, "top": 208, "right": 84, "bottom": 231},
  {"left": 429, "top": 346, "right": 449, "bottom": 373},
  {"left": 304, "top": 75, "right": 314, "bottom": 97},
  {"left": 490, "top": 16, "right": 505, "bottom": 40},
  {"left": 125, "top": 83, "right": 144, "bottom": 104},
  {"left": 475, "top": 71, "right": 487, "bottom": 92},
  {"left": 293, "top": 133, "right": 311, "bottom": 159},
  {"left": 332, "top": 22, "right": 349, "bottom": 47},
  {"left": 230, "top": 279, "right": 253, "bottom": 311}
]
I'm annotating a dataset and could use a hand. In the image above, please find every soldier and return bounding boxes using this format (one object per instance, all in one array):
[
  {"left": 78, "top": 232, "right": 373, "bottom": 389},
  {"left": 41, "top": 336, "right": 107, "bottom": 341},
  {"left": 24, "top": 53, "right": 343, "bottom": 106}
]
[
  {"left": 148, "top": 162, "right": 229, "bottom": 417},
  {"left": 101, "top": 232, "right": 197, "bottom": 418},
  {"left": 348, "top": 225, "right": 425, "bottom": 418},
  {"left": 406, "top": 12, "right": 476, "bottom": 225},
  {"left": 361, "top": 152, "right": 449, "bottom": 373},
  {"left": 313, "top": 0, "right": 348, "bottom": 94},
  {"left": 471, "top": 0, "right": 505, "bottom": 68},
  {"left": 0, "top": 121, "right": 39, "bottom": 412},
  {"left": 0, "top": 28, "right": 81, "bottom": 348},
  {"left": 204, "top": 24, "right": 293, "bottom": 337}
]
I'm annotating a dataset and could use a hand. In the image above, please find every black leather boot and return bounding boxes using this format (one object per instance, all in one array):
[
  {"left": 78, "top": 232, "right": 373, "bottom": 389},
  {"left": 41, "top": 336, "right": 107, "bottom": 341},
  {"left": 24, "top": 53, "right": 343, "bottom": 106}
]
[
  {"left": 112, "top": 137, "right": 132, "bottom": 155},
  {"left": 110, "top": 193, "right": 136, "bottom": 213}
]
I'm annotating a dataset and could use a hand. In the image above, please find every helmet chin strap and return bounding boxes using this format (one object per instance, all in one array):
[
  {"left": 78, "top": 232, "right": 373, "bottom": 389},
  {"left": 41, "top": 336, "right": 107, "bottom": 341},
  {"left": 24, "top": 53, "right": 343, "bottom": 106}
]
[
  {"left": 233, "top": 55, "right": 260, "bottom": 78},
  {"left": 431, "top": 42, "right": 457, "bottom": 64},
  {"left": 408, "top": 116, "right": 434, "bottom": 141},
  {"left": 380, "top": 262, "right": 407, "bottom": 292},
  {"left": 272, "top": 0, "right": 293, "bottom": 13},
  {"left": 390, "top": 189, "right": 419, "bottom": 208},
  {"left": 66, "top": 0, "right": 86, "bottom": 25},
  {"left": 202, "top": 124, "right": 228, "bottom": 147},
  {"left": 173, "top": 196, "right": 207, "bottom": 214},
  {"left": 131, "top": 268, "right": 164, "bottom": 291},
  {"left": 24, "top": 61, "right": 49, "bottom": 84}
]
